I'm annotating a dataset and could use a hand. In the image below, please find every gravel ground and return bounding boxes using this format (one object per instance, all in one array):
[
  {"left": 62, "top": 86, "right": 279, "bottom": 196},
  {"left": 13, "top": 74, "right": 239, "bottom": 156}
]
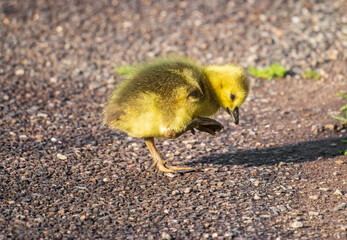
[{"left": 1, "top": 0, "right": 347, "bottom": 239}]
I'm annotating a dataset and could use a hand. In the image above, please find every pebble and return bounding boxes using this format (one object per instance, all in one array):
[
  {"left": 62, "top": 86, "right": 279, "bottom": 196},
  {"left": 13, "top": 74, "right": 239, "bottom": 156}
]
[
  {"left": 103, "top": 178, "right": 110, "bottom": 182},
  {"left": 311, "top": 124, "right": 324, "bottom": 134},
  {"left": 335, "top": 160, "right": 345, "bottom": 165},
  {"left": 309, "top": 211, "right": 319, "bottom": 216},
  {"left": 161, "top": 232, "right": 171, "bottom": 240},
  {"left": 50, "top": 77, "right": 58, "bottom": 83},
  {"left": 253, "top": 180, "right": 260, "bottom": 187},
  {"left": 19, "top": 135, "right": 27, "bottom": 140},
  {"left": 57, "top": 153, "right": 67, "bottom": 160},
  {"left": 171, "top": 190, "right": 180, "bottom": 196},
  {"left": 184, "top": 188, "right": 192, "bottom": 194},
  {"left": 203, "top": 233, "right": 210, "bottom": 239},
  {"left": 35, "top": 135, "right": 44, "bottom": 140},
  {"left": 334, "top": 203, "right": 346, "bottom": 211},
  {"left": 253, "top": 194, "right": 261, "bottom": 200},
  {"left": 37, "top": 112, "right": 48, "bottom": 118},
  {"left": 291, "top": 221, "right": 304, "bottom": 229},
  {"left": 15, "top": 68, "right": 25, "bottom": 76},
  {"left": 56, "top": 26, "right": 63, "bottom": 32},
  {"left": 325, "top": 124, "right": 336, "bottom": 131},
  {"left": 58, "top": 209, "right": 65, "bottom": 214},
  {"left": 333, "top": 190, "right": 344, "bottom": 196}
]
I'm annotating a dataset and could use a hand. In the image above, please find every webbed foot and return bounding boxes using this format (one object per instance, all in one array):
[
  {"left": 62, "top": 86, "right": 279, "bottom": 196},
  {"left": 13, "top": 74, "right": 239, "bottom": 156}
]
[
  {"left": 145, "top": 137, "right": 197, "bottom": 173},
  {"left": 190, "top": 117, "right": 224, "bottom": 135},
  {"left": 152, "top": 161, "right": 197, "bottom": 173}
]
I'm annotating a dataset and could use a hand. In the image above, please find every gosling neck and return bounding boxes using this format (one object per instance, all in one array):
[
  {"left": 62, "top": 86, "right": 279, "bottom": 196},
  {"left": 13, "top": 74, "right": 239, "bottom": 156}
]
[{"left": 203, "top": 65, "right": 226, "bottom": 106}]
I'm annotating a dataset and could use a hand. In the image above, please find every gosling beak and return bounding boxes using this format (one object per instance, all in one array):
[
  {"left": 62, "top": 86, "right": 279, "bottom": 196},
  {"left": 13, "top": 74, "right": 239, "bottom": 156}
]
[{"left": 226, "top": 107, "right": 239, "bottom": 125}]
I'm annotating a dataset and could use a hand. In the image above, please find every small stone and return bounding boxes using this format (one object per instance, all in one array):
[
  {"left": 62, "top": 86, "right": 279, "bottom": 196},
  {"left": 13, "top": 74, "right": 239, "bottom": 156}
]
[
  {"left": 212, "top": 233, "right": 218, "bottom": 238},
  {"left": 311, "top": 124, "right": 324, "bottom": 134},
  {"left": 203, "top": 233, "right": 210, "bottom": 239},
  {"left": 291, "top": 221, "right": 304, "bottom": 229},
  {"left": 3, "top": 18, "right": 10, "bottom": 24},
  {"left": 341, "top": 226, "right": 347, "bottom": 232},
  {"left": 171, "top": 190, "right": 180, "bottom": 196},
  {"left": 19, "top": 135, "right": 27, "bottom": 140},
  {"left": 184, "top": 188, "right": 191, "bottom": 194},
  {"left": 291, "top": 16, "right": 300, "bottom": 23},
  {"left": 50, "top": 77, "right": 57, "bottom": 83},
  {"left": 37, "top": 112, "right": 48, "bottom": 118},
  {"left": 34, "top": 217, "right": 43, "bottom": 223},
  {"left": 15, "top": 68, "right": 24, "bottom": 76},
  {"left": 103, "top": 178, "right": 110, "bottom": 182},
  {"left": 278, "top": 162, "right": 286, "bottom": 167},
  {"left": 253, "top": 180, "right": 260, "bottom": 187},
  {"left": 56, "top": 26, "right": 63, "bottom": 32},
  {"left": 251, "top": 170, "right": 258, "bottom": 175},
  {"left": 165, "top": 173, "right": 176, "bottom": 178},
  {"left": 334, "top": 190, "right": 344, "bottom": 196},
  {"left": 57, "top": 153, "right": 67, "bottom": 160},
  {"left": 279, "top": 206, "right": 287, "bottom": 212},
  {"left": 35, "top": 135, "right": 44, "bottom": 140},
  {"left": 335, "top": 160, "right": 345, "bottom": 165},
  {"left": 319, "top": 188, "right": 330, "bottom": 192},
  {"left": 80, "top": 215, "right": 86, "bottom": 221},
  {"left": 51, "top": 137, "right": 57, "bottom": 142},
  {"left": 271, "top": 207, "right": 280, "bottom": 215},
  {"left": 325, "top": 124, "right": 335, "bottom": 130},
  {"left": 254, "top": 194, "right": 261, "bottom": 200},
  {"left": 161, "top": 232, "right": 171, "bottom": 240},
  {"left": 334, "top": 203, "right": 346, "bottom": 211},
  {"left": 309, "top": 211, "right": 319, "bottom": 216},
  {"left": 58, "top": 209, "right": 65, "bottom": 214},
  {"left": 224, "top": 232, "right": 234, "bottom": 238}
]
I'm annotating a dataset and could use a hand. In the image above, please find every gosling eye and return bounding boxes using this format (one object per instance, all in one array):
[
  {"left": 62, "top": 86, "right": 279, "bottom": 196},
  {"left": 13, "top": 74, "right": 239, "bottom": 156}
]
[{"left": 230, "top": 93, "right": 235, "bottom": 101}]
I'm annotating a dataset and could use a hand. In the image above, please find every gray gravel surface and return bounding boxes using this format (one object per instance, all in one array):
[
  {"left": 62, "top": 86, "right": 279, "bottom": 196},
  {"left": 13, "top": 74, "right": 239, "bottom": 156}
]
[{"left": 1, "top": 0, "right": 347, "bottom": 239}]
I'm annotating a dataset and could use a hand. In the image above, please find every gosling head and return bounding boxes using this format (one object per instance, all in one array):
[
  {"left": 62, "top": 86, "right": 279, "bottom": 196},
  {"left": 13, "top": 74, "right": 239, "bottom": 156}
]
[{"left": 205, "top": 65, "right": 249, "bottom": 125}]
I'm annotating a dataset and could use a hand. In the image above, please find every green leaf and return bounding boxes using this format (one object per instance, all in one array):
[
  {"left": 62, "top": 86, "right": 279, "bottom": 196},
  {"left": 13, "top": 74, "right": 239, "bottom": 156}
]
[
  {"left": 248, "top": 63, "right": 288, "bottom": 79},
  {"left": 340, "top": 105, "right": 347, "bottom": 111},
  {"left": 303, "top": 70, "right": 321, "bottom": 80},
  {"left": 332, "top": 115, "right": 347, "bottom": 122},
  {"left": 337, "top": 93, "right": 347, "bottom": 99}
]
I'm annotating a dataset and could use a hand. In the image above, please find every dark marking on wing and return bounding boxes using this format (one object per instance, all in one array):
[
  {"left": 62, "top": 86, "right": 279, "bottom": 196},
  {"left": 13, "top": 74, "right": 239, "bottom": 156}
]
[{"left": 188, "top": 88, "right": 203, "bottom": 100}]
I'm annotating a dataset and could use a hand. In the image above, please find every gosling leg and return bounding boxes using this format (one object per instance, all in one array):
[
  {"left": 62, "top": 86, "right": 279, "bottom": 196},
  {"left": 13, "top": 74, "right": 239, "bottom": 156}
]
[{"left": 144, "top": 137, "right": 197, "bottom": 173}]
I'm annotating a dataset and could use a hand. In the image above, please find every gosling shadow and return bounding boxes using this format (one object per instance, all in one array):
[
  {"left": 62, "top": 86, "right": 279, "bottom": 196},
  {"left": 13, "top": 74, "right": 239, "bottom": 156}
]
[{"left": 188, "top": 137, "right": 346, "bottom": 167}]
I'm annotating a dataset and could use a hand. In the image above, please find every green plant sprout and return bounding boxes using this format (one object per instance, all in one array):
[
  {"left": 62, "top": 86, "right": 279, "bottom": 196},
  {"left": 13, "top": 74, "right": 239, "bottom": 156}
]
[
  {"left": 303, "top": 70, "right": 321, "bottom": 80},
  {"left": 341, "top": 140, "right": 347, "bottom": 155},
  {"left": 115, "top": 65, "right": 136, "bottom": 75},
  {"left": 248, "top": 62, "right": 287, "bottom": 79},
  {"left": 332, "top": 93, "right": 347, "bottom": 125}
]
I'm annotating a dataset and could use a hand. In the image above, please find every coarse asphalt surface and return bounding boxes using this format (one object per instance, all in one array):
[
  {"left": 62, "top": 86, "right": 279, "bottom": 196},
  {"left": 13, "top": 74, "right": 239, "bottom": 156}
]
[{"left": 1, "top": 0, "right": 347, "bottom": 239}]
